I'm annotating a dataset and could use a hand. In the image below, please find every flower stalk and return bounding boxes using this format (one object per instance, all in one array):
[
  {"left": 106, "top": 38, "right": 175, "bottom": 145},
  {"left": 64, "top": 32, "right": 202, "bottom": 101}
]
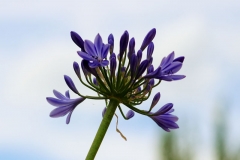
[{"left": 86, "top": 99, "right": 119, "bottom": 160}]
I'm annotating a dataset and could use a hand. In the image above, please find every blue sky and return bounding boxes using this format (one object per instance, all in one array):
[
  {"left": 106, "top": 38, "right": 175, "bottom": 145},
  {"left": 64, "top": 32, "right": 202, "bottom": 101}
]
[{"left": 0, "top": 1, "right": 240, "bottom": 159}]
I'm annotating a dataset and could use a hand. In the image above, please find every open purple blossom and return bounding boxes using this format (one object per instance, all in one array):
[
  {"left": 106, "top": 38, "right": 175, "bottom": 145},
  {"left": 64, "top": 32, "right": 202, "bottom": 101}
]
[
  {"left": 144, "top": 52, "right": 185, "bottom": 81},
  {"left": 77, "top": 34, "right": 109, "bottom": 68},
  {"left": 46, "top": 28, "right": 185, "bottom": 133},
  {"left": 149, "top": 103, "right": 178, "bottom": 132},
  {"left": 46, "top": 90, "right": 85, "bottom": 124}
]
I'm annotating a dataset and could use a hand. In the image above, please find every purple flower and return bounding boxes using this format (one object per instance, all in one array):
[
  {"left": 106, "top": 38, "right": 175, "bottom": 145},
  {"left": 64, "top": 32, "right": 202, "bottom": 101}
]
[
  {"left": 47, "top": 28, "right": 185, "bottom": 131},
  {"left": 77, "top": 34, "right": 109, "bottom": 68},
  {"left": 144, "top": 52, "right": 185, "bottom": 81},
  {"left": 149, "top": 103, "right": 178, "bottom": 132},
  {"left": 46, "top": 90, "right": 85, "bottom": 124}
]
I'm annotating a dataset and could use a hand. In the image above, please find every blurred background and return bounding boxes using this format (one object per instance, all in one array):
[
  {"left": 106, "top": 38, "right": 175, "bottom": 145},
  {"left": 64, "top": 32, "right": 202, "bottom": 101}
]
[{"left": 0, "top": 0, "right": 240, "bottom": 159}]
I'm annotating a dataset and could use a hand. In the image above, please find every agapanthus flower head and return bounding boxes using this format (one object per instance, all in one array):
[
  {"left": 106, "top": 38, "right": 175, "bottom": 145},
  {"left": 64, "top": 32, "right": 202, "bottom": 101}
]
[{"left": 46, "top": 28, "right": 185, "bottom": 132}]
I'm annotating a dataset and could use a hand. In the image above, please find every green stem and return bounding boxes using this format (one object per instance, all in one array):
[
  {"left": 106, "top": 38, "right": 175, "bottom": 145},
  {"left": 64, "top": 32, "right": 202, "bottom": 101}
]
[{"left": 85, "top": 99, "right": 119, "bottom": 160}]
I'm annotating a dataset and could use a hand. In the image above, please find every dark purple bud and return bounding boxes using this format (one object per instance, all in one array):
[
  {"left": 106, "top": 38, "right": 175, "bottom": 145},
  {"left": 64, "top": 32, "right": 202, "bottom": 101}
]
[
  {"left": 126, "top": 110, "right": 135, "bottom": 120},
  {"left": 147, "top": 42, "right": 154, "bottom": 59},
  {"left": 128, "top": 38, "right": 135, "bottom": 59},
  {"left": 150, "top": 92, "right": 160, "bottom": 110},
  {"left": 119, "top": 31, "right": 129, "bottom": 59},
  {"left": 102, "top": 107, "right": 107, "bottom": 117},
  {"left": 149, "top": 79, "right": 155, "bottom": 86},
  {"left": 137, "top": 50, "right": 142, "bottom": 64},
  {"left": 93, "top": 77, "right": 98, "bottom": 86},
  {"left": 147, "top": 65, "right": 154, "bottom": 74},
  {"left": 81, "top": 60, "right": 90, "bottom": 76},
  {"left": 82, "top": 60, "right": 98, "bottom": 77},
  {"left": 173, "top": 56, "right": 185, "bottom": 63},
  {"left": 140, "top": 28, "right": 156, "bottom": 51},
  {"left": 64, "top": 75, "right": 79, "bottom": 94},
  {"left": 137, "top": 86, "right": 141, "bottom": 93},
  {"left": 110, "top": 52, "right": 116, "bottom": 59},
  {"left": 135, "top": 60, "right": 149, "bottom": 79},
  {"left": 73, "top": 62, "right": 81, "bottom": 79},
  {"left": 130, "top": 53, "right": 137, "bottom": 78},
  {"left": 110, "top": 54, "right": 117, "bottom": 76},
  {"left": 70, "top": 31, "right": 85, "bottom": 51},
  {"left": 108, "top": 34, "right": 114, "bottom": 53}
]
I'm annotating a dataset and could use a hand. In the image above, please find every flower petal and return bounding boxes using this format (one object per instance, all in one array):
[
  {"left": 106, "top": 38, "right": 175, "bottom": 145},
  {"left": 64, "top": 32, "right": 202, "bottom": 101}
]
[
  {"left": 77, "top": 51, "right": 95, "bottom": 61},
  {"left": 66, "top": 110, "right": 74, "bottom": 124},
  {"left": 152, "top": 103, "right": 173, "bottom": 116},
  {"left": 65, "top": 90, "right": 70, "bottom": 98},
  {"left": 101, "top": 44, "right": 109, "bottom": 59},
  {"left": 173, "top": 56, "right": 185, "bottom": 63},
  {"left": 46, "top": 97, "right": 74, "bottom": 107},
  {"left": 53, "top": 90, "right": 68, "bottom": 100},
  {"left": 94, "top": 34, "right": 103, "bottom": 57},
  {"left": 84, "top": 40, "right": 97, "bottom": 57},
  {"left": 169, "top": 75, "right": 186, "bottom": 80},
  {"left": 162, "top": 62, "right": 182, "bottom": 74},
  {"left": 50, "top": 105, "right": 73, "bottom": 118}
]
